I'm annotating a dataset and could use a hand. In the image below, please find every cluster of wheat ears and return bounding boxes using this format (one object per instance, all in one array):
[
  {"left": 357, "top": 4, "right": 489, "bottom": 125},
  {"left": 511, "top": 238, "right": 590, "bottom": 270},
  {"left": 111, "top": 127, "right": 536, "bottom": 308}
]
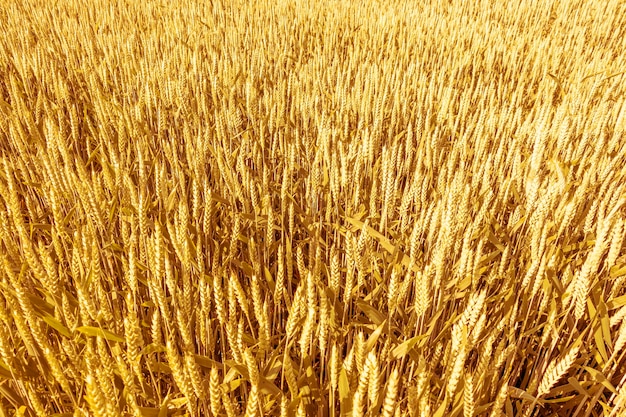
[{"left": 0, "top": 0, "right": 625, "bottom": 415}]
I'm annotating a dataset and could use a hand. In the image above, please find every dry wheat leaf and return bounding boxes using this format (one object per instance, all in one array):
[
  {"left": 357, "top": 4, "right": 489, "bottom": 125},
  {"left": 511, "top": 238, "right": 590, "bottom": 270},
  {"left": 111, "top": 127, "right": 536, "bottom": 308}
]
[
  {"left": 76, "top": 326, "right": 125, "bottom": 343},
  {"left": 42, "top": 315, "right": 73, "bottom": 338}
]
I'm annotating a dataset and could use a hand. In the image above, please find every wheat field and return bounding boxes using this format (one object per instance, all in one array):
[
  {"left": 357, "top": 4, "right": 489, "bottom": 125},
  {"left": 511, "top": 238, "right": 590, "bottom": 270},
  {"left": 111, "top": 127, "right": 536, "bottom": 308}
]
[{"left": 0, "top": 0, "right": 625, "bottom": 415}]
